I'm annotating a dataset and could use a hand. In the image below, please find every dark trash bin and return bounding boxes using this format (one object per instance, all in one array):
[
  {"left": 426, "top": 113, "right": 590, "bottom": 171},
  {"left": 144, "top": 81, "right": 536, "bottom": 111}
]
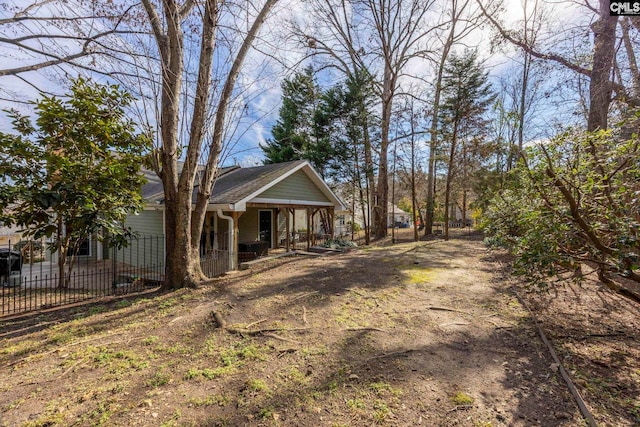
[{"left": 0, "top": 248, "right": 22, "bottom": 287}]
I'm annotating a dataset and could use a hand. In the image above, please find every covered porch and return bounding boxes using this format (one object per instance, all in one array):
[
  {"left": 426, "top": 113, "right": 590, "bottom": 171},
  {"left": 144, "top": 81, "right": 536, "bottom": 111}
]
[{"left": 200, "top": 204, "right": 336, "bottom": 268}]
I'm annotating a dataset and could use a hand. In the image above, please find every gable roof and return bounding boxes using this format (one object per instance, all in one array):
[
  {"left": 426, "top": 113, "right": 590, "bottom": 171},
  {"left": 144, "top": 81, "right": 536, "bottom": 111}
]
[{"left": 142, "top": 160, "right": 345, "bottom": 211}]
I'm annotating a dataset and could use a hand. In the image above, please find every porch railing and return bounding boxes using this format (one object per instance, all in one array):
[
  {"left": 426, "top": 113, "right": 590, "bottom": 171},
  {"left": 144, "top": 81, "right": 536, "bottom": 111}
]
[{"left": 200, "top": 249, "right": 230, "bottom": 278}]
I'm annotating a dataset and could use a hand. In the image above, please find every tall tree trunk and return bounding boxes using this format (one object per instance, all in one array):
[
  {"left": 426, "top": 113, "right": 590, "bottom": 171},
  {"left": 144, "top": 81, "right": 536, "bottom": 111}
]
[
  {"left": 142, "top": 0, "right": 278, "bottom": 288},
  {"left": 444, "top": 121, "right": 459, "bottom": 241},
  {"left": 587, "top": 0, "right": 618, "bottom": 131},
  {"left": 426, "top": 14, "right": 457, "bottom": 236},
  {"left": 374, "top": 66, "right": 394, "bottom": 238},
  {"left": 361, "top": 105, "right": 374, "bottom": 245},
  {"left": 410, "top": 114, "right": 418, "bottom": 241}
]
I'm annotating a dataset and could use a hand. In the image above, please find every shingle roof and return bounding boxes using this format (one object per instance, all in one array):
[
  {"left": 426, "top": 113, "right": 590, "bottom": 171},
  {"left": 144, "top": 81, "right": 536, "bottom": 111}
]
[
  {"left": 141, "top": 160, "right": 307, "bottom": 206},
  {"left": 208, "top": 160, "right": 306, "bottom": 205}
]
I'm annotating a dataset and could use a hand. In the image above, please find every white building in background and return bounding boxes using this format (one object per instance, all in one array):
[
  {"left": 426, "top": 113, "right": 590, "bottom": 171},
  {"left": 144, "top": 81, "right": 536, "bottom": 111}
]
[
  {"left": 0, "top": 225, "right": 22, "bottom": 247},
  {"left": 333, "top": 197, "right": 413, "bottom": 236}
]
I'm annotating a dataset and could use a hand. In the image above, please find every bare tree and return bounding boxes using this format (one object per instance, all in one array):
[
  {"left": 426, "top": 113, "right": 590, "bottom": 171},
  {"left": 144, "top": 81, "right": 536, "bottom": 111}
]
[
  {"left": 477, "top": 0, "right": 637, "bottom": 131},
  {"left": 141, "top": 0, "right": 279, "bottom": 288},
  {"left": 0, "top": 0, "right": 280, "bottom": 288},
  {"left": 298, "top": 0, "right": 442, "bottom": 238},
  {"left": 424, "top": 0, "right": 485, "bottom": 236}
]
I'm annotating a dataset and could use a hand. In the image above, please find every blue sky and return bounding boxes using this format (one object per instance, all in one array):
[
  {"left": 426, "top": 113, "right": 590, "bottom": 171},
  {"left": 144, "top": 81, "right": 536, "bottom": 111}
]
[{"left": 0, "top": 0, "right": 590, "bottom": 167}]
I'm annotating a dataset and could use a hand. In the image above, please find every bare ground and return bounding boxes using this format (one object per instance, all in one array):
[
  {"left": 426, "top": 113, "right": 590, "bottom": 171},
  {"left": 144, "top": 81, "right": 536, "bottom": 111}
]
[{"left": 0, "top": 229, "right": 638, "bottom": 426}]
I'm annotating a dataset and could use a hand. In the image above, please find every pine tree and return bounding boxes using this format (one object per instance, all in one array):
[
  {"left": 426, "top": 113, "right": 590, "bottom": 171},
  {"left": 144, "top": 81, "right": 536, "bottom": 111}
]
[
  {"left": 439, "top": 50, "right": 495, "bottom": 239},
  {"left": 260, "top": 67, "right": 321, "bottom": 165}
]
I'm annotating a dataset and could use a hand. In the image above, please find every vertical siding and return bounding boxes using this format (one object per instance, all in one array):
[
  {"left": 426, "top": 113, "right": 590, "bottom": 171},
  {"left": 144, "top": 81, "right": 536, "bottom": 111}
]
[
  {"left": 238, "top": 208, "right": 258, "bottom": 243},
  {"left": 259, "top": 170, "right": 330, "bottom": 202},
  {"left": 124, "top": 209, "right": 164, "bottom": 236},
  {"left": 114, "top": 210, "right": 165, "bottom": 272}
]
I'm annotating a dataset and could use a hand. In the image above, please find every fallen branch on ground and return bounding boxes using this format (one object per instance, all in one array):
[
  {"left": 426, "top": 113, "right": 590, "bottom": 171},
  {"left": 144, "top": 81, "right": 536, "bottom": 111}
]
[
  {"left": 344, "top": 327, "right": 386, "bottom": 332},
  {"left": 245, "top": 318, "right": 268, "bottom": 329},
  {"left": 427, "top": 306, "right": 470, "bottom": 314},
  {"left": 290, "top": 291, "right": 319, "bottom": 303},
  {"left": 447, "top": 404, "right": 473, "bottom": 414},
  {"left": 365, "top": 349, "right": 415, "bottom": 362}
]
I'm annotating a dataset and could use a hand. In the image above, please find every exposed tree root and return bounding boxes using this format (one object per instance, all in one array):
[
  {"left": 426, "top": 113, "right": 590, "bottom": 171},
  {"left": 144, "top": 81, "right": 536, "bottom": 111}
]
[{"left": 211, "top": 310, "right": 307, "bottom": 344}]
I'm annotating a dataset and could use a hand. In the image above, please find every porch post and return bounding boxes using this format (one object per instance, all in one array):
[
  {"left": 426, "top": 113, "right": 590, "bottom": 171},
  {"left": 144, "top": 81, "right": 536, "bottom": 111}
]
[
  {"left": 285, "top": 208, "right": 290, "bottom": 252},
  {"left": 274, "top": 208, "right": 279, "bottom": 249},
  {"left": 306, "top": 208, "right": 311, "bottom": 251},
  {"left": 292, "top": 209, "right": 296, "bottom": 250},
  {"left": 328, "top": 207, "right": 334, "bottom": 237},
  {"left": 232, "top": 212, "right": 241, "bottom": 270}
]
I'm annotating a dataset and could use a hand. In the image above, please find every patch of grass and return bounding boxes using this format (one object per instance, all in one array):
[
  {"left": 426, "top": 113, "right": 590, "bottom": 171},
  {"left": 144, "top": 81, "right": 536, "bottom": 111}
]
[
  {"left": 114, "top": 299, "right": 132, "bottom": 309},
  {"left": 373, "top": 400, "right": 390, "bottom": 423},
  {"left": 220, "top": 343, "right": 267, "bottom": 367},
  {"left": 246, "top": 378, "right": 269, "bottom": 393},
  {"left": 369, "top": 381, "right": 402, "bottom": 397},
  {"left": 78, "top": 399, "right": 119, "bottom": 426},
  {"left": 451, "top": 391, "right": 474, "bottom": 405},
  {"left": 160, "top": 409, "right": 181, "bottom": 427},
  {"left": 301, "top": 345, "right": 328, "bottom": 356},
  {"left": 400, "top": 266, "right": 436, "bottom": 285},
  {"left": 185, "top": 367, "right": 231, "bottom": 380},
  {"left": 158, "top": 297, "right": 179, "bottom": 310},
  {"left": 48, "top": 327, "right": 76, "bottom": 345},
  {"left": 287, "top": 366, "right": 307, "bottom": 383},
  {"left": 87, "top": 305, "right": 107, "bottom": 316},
  {"left": 0, "top": 339, "right": 40, "bottom": 357},
  {"left": 347, "top": 398, "right": 365, "bottom": 411},
  {"left": 188, "top": 393, "right": 230, "bottom": 407},
  {"left": 143, "top": 335, "right": 160, "bottom": 345},
  {"left": 1, "top": 397, "right": 26, "bottom": 411},
  {"left": 146, "top": 370, "right": 171, "bottom": 387},
  {"left": 91, "top": 346, "right": 148, "bottom": 373},
  {"left": 155, "top": 342, "right": 191, "bottom": 355},
  {"left": 258, "top": 406, "right": 274, "bottom": 419},
  {"left": 23, "top": 412, "right": 66, "bottom": 427}
]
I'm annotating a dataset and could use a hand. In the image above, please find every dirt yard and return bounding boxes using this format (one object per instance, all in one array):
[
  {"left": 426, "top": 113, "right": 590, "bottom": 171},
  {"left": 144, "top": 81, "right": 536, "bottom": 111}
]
[{"left": 0, "top": 229, "right": 638, "bottom": 426}]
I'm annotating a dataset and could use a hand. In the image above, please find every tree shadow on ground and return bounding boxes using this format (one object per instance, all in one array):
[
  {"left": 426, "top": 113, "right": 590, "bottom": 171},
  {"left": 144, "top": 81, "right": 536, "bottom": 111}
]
[{"left": 189, "top": 317, "right": 577, "bottom": 426}]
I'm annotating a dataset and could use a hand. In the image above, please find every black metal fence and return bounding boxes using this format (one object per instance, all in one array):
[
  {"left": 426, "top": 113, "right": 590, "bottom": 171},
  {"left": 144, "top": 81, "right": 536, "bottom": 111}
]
[{"left": 1, "top": 235, "right": 165, "bottom": 317}]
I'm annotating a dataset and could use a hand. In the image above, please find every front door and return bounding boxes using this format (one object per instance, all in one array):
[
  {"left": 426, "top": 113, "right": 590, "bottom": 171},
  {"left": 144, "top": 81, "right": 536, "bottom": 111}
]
[{"left": 259, "top": 210, "right": 272, "bottom": 248}]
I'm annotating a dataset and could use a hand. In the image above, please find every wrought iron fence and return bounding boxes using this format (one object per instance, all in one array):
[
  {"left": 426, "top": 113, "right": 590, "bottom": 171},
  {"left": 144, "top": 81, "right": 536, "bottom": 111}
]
[{"left": 1, "top": 235, "right": 165, "bottom": 317}]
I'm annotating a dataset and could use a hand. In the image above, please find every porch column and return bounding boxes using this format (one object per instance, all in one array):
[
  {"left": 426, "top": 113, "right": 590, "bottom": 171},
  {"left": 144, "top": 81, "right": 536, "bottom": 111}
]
[
  {"left": 274, "top": 208, "right": 279, "bottom": 249},
  {"left": 232, "top": 212, "right": 241, "bottom": 270},
  {"left": 328, "top": 207, "right": 334, "bottom": 237},
  {"left": 285, "top": 208, "right": 290, "bottom": 252},
  {"left": 292, "top": 209, "right": 296, "bottom": 250},
  {"left": 306, "top": 208, "right": 311, "bottom": 251}
]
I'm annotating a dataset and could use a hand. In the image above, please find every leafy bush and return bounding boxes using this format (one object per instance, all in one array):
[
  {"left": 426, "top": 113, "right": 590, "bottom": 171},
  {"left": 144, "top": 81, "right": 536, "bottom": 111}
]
[
  {"left": 321, "top": 238, "right": 358, "bottom": 249},
  {"left": 481, "top": 126, "right": 640, "bottom": 290}
]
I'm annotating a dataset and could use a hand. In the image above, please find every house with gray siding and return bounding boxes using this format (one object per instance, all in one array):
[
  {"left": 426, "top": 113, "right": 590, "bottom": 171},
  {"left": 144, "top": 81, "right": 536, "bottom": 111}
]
[{"left": 130, "top": 160, "right": 345, "bottom": 272}]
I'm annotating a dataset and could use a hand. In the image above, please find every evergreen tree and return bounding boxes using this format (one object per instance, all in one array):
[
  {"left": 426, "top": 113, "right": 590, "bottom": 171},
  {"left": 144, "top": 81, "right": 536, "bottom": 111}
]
[
  {"left": 261, "top": 67, "right": 322, "bottom": 165},
  {"left": 439, "top": 50, "right": 495, "bottom": 239}
]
